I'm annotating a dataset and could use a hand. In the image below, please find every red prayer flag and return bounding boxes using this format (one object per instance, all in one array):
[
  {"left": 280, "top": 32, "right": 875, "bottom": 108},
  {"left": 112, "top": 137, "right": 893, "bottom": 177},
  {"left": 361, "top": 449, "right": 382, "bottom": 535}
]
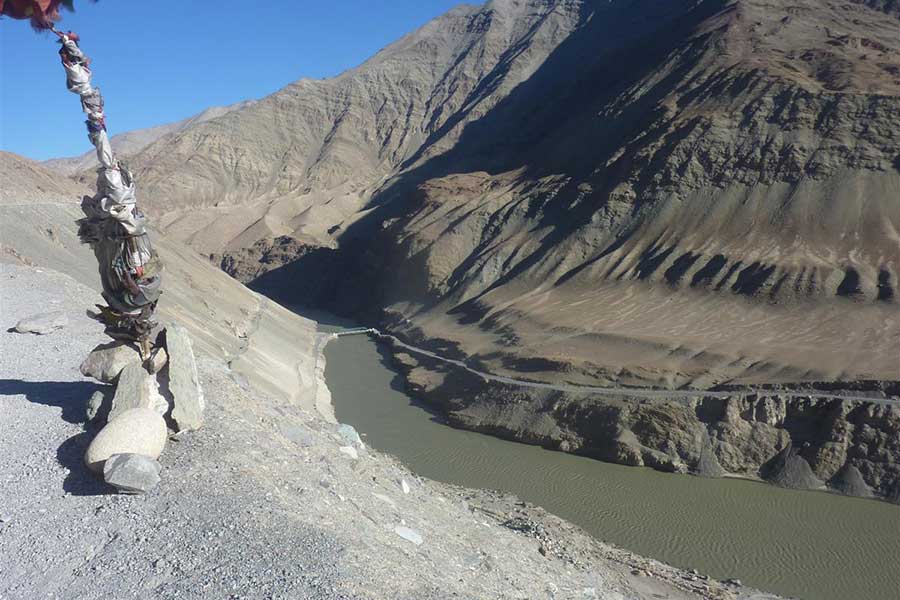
[{"left": 0, "top": 0, "right": 81, "bottom": 30}]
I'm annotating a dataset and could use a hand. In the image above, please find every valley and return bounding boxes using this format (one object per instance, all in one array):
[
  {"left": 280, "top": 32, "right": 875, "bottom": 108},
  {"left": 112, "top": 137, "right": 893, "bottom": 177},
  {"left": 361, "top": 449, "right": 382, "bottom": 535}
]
[{"left": 17, "top": 1, "right": 900, "bottom": 597}]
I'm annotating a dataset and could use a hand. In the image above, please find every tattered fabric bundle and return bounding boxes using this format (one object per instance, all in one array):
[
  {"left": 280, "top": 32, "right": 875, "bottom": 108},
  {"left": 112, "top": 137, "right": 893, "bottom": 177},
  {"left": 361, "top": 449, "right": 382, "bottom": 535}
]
[{"left": 52, "top": 28, "right": 163, "bottom": 345}]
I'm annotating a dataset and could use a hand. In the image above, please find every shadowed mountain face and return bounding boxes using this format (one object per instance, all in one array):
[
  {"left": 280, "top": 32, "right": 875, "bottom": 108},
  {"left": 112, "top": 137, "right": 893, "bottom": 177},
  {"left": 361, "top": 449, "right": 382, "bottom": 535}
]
[
  {"left": 122, "top": 0, "right": 590, "bottom": 252},
  {"left": 105, "top": 0, "right": 899, "bottom": 387}
]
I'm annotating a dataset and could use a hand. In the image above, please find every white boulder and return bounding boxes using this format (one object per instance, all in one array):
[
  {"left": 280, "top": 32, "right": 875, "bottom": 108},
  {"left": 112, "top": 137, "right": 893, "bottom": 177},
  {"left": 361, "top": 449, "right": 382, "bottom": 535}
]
[{"left": 85, "top": 407, "right": 167, "bottom": 473}]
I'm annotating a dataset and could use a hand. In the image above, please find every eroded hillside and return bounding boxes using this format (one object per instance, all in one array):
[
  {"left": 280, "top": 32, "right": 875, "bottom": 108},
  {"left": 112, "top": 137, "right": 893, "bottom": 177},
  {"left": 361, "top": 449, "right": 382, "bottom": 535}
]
[{"left": 43, "top": 101, "right": 256, "bottom": 177}]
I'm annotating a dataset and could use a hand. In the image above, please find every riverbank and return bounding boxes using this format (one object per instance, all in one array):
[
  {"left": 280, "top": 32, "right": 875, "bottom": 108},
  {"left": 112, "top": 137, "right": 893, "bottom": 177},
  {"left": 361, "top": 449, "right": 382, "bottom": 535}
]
[
  {"left": 362, "top": 327, "right": 899, "bottom": 503},
  {"left": 309, "top": 316, "right": 786, "bottom": 600},
  {"left": 0, "top": 253, "right": 772, "bottom": 599},
  {"left": 322, "top": 328, "right": 900, "bottom": 600}
]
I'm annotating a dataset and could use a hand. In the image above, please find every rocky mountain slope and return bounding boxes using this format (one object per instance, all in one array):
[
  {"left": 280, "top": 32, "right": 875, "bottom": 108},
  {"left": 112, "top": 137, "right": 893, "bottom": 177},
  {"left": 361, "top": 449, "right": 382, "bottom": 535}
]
[
  {"left": 1, "top": 150, "right": 88, "bottom": 202},
  {"left": 111, "top": 0, "right": 590, "bottom": 253},
  {"left": 42, "top": 100, "right": 256, "bottom": 176},
  {"left": 47, "top": 1, "right": 900, "bottom": 497},
  {"left": 342, "top": 0, "right": 900, "bottom": 387},
  {"left": 109, "top": 0, "right": 900, "bottom": 387}
]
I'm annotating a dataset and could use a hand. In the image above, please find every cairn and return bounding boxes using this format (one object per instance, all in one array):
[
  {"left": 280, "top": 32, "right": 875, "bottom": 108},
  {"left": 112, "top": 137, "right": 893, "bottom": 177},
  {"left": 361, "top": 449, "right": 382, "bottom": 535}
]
[
  {"left": 80, "top": 324, "right": 204, "bottom": 493},
  {"left": 47, "top": 28, "right": 178, "bottom": 493}
]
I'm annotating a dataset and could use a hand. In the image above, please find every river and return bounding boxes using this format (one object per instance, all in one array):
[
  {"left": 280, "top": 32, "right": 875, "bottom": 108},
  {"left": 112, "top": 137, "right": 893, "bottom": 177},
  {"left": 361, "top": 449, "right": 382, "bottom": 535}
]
[{"left": 321, "top": 323, "right": 900, "bottom": 600}]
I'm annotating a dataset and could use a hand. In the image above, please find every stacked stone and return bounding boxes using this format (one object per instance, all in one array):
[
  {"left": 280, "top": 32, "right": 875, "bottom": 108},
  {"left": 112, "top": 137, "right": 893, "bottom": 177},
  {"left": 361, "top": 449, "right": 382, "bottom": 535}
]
[{"left": 80, "top": 325, "right": 205, "bottom": 494}]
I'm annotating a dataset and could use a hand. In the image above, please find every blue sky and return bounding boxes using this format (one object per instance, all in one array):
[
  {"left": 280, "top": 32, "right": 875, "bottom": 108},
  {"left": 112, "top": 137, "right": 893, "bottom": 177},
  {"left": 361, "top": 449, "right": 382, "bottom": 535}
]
[{"left": 0, "top": 0, "right": 463, "bottom": 160}]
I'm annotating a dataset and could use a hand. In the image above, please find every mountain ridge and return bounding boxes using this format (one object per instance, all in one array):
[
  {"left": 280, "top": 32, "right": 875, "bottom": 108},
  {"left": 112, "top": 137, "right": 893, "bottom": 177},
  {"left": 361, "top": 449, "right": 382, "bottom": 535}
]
[{"left": 42, "top": 100, "right": 257, "bottom": 176}]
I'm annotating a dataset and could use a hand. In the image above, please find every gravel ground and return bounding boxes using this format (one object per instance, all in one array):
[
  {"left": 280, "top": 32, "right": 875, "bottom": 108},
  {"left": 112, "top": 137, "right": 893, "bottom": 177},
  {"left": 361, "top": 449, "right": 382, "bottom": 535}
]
[{"left": 0, "top": 264, "right": 776, "bottom": 600}]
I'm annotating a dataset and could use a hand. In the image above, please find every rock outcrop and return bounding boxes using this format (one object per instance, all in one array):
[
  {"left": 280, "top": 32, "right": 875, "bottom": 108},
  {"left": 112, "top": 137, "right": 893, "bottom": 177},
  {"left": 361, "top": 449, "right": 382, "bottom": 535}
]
[{"left": 390, "top": 345, "right": 900, "bottom": 501}]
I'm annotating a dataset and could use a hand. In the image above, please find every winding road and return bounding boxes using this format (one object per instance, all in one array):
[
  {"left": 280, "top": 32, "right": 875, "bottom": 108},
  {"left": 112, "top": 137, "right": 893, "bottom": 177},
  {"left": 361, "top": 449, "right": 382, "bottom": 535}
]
[{"left": 329, "top": 327, "right": 900, "bottom": 408}]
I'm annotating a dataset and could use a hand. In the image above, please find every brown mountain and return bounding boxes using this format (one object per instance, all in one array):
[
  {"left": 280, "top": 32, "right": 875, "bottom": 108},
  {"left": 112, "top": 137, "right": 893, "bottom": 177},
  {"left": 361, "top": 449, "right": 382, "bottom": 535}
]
[
  {"left": 114, "top": 0, "right": 900, "bottom": 386},
  {"left": 47, "top": 0, "right": 900, "bottom": 499}
]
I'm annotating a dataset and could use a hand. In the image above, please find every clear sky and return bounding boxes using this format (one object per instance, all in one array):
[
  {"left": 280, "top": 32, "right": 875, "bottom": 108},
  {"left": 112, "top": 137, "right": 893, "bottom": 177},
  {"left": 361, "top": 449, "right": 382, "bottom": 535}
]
[{"left": 0, "top": 0, "right": 464, "bottom": 161}]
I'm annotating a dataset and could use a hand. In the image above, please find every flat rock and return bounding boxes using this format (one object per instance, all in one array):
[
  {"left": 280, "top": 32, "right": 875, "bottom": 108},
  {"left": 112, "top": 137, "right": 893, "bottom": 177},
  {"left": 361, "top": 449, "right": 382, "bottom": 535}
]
[
  {"left": 80, "top": 341, "right": 143, "bottom": 384},
  {"left": 103, "top": 453, "right": 161, "bottom": 494},
  {"left": 394, "top": 526, "right": 423, "bottom": 546},
  {"left": 166, "top": 325, "right": 205, "bottom": 431},
  {"left": 85, "top": 407, "right": 167, "bottom": 473},
  {"left": 13, "top": 311, "right": 67, "bottom": 335}
]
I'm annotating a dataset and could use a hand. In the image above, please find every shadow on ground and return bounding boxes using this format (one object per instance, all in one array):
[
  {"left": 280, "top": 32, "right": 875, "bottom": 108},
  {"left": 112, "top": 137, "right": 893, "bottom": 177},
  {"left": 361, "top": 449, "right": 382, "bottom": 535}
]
[
  {"left": 0, "top": 379, "right": 104, "bottom": 424},
  {"left": 57, "top": 429, "right": 116, "bottom": 496},
  {"left": 0, "top": 379, "right": 115, "bottom": 495}
]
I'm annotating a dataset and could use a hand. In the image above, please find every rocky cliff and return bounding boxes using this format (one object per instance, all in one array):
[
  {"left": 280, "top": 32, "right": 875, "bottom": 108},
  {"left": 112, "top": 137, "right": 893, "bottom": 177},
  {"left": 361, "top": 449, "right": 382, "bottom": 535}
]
[{"left": 391, "top": 345, "right": 900, "bottom": 501}]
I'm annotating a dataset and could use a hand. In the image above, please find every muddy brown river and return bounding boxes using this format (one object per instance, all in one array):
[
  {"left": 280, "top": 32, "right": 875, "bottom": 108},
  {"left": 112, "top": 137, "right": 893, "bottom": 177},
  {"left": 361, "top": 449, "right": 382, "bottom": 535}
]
[{"left": 322, "top": 325, "right": 900, "bottom": 600}]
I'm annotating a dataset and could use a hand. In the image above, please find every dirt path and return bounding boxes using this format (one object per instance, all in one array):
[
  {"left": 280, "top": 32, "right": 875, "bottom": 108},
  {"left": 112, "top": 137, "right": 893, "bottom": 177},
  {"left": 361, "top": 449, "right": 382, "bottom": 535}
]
[{"left": 357, "top": 331, "right": 899, "bottom": 407}]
